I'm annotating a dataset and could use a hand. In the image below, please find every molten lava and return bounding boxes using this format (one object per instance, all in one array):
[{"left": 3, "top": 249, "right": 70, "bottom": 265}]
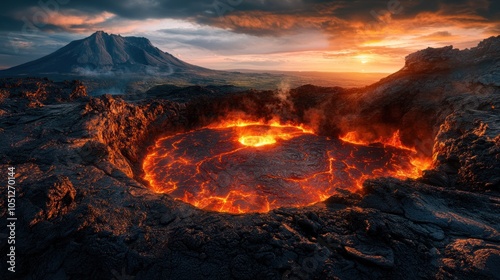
[
  {"left": 209, "top": 120, "right": 314, "bottom": 148},
  {"left": 239, "top": 135, "right": 276, "bottom": 147},
  {"left": 339, "top": 130, "right": 432, "bottom": 178},
  {"left": 340, "top": 130, "right": 415, "bottom": 152},
  {"left": 143, "top": 120, "right": 431, "bottom": 214}
]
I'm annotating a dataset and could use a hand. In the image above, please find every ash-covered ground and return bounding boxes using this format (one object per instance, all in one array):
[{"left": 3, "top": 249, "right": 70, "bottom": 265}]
[{"left": 0, "top": 37, "right": 499, "bottom": 279}]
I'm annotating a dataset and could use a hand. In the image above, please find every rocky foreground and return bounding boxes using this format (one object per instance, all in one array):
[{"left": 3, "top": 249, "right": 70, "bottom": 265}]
[{"left": 1, "top": 37, "right": 500, "bottom": 280}]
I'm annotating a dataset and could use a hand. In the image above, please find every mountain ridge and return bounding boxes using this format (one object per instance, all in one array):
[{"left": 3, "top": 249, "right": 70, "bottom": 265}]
[{"left": 1, "top": 31, "right": 210, "bottom": 76}]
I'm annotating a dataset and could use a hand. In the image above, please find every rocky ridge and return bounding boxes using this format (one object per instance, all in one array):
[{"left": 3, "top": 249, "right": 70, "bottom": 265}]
[{"left": 0, "top": 31, "right": 209, "bottom": 76}]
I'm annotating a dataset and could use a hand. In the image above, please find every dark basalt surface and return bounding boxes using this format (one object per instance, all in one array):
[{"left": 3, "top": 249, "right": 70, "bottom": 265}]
[
  {"left": 146, "top": 127, "right": 417, "bottom": 212},
  {"left": 0, "top": 37, "right": 499, "bottom": 280}
]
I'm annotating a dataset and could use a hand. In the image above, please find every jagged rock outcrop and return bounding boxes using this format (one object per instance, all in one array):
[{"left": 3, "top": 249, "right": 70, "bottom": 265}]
[
  {"left": 404, "top": 46, "right": 461, "bottom": 72},
  {"left": 431, "top": 110, "right": 500, "bottom": 191},
  {"left": 81, "top": 94, "right": 186, "bottom": 176},
  {"left": 29, "top": 175, "right": 76, "bottom": 220},
  {"left": 403, "top": 35, "right": 500, "bottom": 74}
]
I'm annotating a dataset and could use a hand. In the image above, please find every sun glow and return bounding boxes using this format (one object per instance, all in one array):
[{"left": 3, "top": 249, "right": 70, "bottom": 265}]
[{"left": 356, "top": 54, "right": 370, "bottom": 64}]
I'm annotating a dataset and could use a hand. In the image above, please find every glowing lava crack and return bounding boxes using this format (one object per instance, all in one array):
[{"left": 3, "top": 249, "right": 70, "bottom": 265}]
[{"left": 143, "top": 121, "right": 431, "bottom": 213}]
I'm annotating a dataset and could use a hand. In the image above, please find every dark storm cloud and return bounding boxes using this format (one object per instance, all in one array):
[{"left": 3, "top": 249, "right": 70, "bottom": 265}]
[
  {"left": 2, "top": 0, "right": 499, "bottom": 31},
  {"left": 198, "top": 0, "right": 500, "bottom": 37},
  {"left": 1, "top": 1, "right": 498, "bottom": 42}
]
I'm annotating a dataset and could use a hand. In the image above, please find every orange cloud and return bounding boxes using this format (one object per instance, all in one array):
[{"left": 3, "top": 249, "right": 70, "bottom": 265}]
[
  {"left": 17, "top": 7, "right": 115, "bottom": 32},
  {"left": 44, "top": 11, "right": 115, "bottom": 27},
  {"left": 198, "top": 5, "right": 499, "bottom": 73},
  {"left": 207, "top": 12, "right": 327, "bottom": 35}
]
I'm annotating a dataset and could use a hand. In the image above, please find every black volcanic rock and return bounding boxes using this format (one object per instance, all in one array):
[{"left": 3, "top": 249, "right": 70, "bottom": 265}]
[
  {"left": 0, "top": 31, "right": 208, "bottom": 76},
  {"left": 29, "top": 175, "right": 76, "bottom": 220},
  {"left": 144, "top": 84, "right": 246, "bottom": 102},
  {"left": 403, "top": 46, "right": 460, "bottom": 72},
  {"left": 402, "top": 35, "right": 500, "bottom": 75},
  {"left": 0, "top": 77, "right": 87, "bottom": 108}
]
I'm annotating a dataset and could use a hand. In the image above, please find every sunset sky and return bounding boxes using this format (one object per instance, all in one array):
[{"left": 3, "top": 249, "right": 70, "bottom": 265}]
[{"left": 1, "top": 0, "right": 499, "bottom": 73}]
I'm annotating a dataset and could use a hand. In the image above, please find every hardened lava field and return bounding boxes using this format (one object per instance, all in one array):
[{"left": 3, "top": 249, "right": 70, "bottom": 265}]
[{"left": 143, "top": 121, "right": 430, "bottom": 213}]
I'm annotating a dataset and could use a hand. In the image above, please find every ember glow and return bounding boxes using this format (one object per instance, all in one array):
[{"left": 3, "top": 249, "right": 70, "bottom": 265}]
[
  {"left": 340, "top": 130, "right": 416, "bottom": 152},
  {"left": 209, "top": 120, "right": 315, "bottom": 147},
  {"left": 143, "top": 120, "right": 432, "bottom": 214},
  {"left": 340, "top": 130, "right": 433, "bottom": 178},
  {"left": 340, "top": 130, "right": 417, "bottom": 153}
]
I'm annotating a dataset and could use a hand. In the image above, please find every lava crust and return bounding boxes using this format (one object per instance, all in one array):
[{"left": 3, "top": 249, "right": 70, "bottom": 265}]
[{"left": 144, "top": 123, "right": 426, "bottom": 213}]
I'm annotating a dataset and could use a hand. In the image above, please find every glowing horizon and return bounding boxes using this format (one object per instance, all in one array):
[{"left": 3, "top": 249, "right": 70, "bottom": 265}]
[{"left": 1, "top": 1, "right": 498, "bottom": 73}]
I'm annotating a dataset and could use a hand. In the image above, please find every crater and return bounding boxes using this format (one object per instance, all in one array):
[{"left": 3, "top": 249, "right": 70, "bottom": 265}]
[{"left": 143, "top": 121, "right": 431, "bottom": 213}]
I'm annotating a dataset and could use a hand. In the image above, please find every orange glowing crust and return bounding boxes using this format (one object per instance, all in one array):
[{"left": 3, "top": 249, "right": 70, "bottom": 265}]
[
  {"left": 339, "top": 130, "right": 433, "bottom": 179},
  {"left": 143, "top": 120, "right": 432, "bottom": 214}
]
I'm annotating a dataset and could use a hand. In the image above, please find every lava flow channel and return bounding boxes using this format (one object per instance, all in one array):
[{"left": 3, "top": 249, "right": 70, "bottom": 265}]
[{"left": 143, "top": 121, "right": 431, "bottom": 213}]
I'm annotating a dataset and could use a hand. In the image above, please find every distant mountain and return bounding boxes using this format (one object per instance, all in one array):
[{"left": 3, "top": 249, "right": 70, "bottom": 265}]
[
  {"left": 0, "top": 31, "right": 210, "bottom": 76},
  {"left": 0, "top": 31, "right": 394, "bottom": 90}
]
